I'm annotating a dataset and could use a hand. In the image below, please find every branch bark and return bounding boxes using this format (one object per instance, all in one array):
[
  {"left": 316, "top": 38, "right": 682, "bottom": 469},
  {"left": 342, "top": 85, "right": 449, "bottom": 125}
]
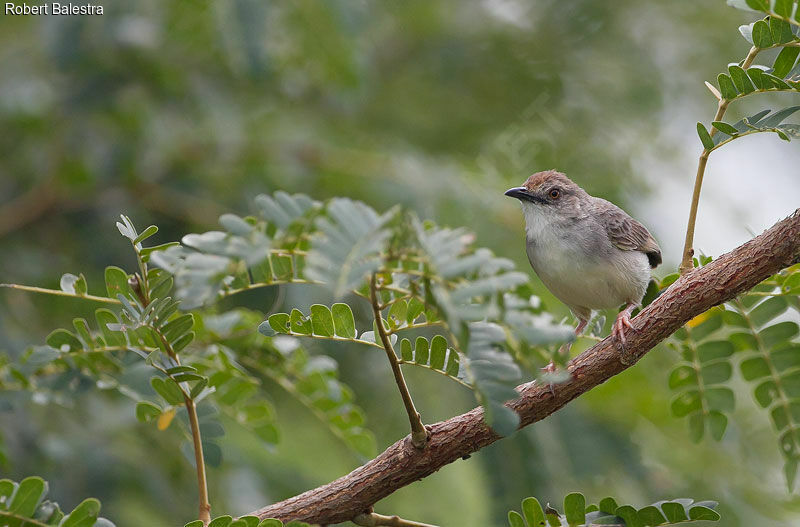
[{"left": 250, "top": 209, "right": 800, "bottom": 526}]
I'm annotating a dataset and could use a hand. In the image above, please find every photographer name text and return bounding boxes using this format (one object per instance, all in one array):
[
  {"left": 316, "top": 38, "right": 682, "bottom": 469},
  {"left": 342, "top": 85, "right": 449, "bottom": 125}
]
[{"left": 5, "top": 2, "right": 103, "bottom": 15}]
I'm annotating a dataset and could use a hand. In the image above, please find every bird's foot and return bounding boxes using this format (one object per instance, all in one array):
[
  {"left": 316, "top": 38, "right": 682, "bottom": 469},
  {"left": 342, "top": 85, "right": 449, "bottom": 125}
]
[
  {"left": 613, "top": 308, "right": 636, "bottom": 365},
  {"left": 612, "top": 311, "right": 633, "bottom": 346}
]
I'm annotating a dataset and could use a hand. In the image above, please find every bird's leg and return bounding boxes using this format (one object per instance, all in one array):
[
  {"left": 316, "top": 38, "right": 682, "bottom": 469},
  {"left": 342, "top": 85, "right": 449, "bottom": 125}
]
[
  {"left": 542, "top": 318, "right": 588, "bottom": 394},
  {"left": 613, "top": 303, "right": 638, "bottom": 364}
]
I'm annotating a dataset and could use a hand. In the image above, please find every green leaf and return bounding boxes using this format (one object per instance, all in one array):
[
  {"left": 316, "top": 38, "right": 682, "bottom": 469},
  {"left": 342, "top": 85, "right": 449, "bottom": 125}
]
[
  {"left": 46, "top": 328, "right": 83, "bottom": 353},
  {"left": 331, "top": 303, "right": 356, "bottom": 338},
  {"left": 728, "top": 65, "right": 755, "bottom": 94},
  {"left": 257, "top": 520, "right": 284, "bottom": 527},
  {"left": 522, "top": 497, "right": 545, "bottom": 527},
  {"left": 133, "top": 225, "right": 159, "bottom": 245},
  {"left": 716, "top": 74, "right": 738, "bottom": 99},
  {"left": 688, "top": 506, "right": 721, "bottom": 521},
  {"left": 406, "top": 298, "right": 425, "bottom": 324},
  {"left": 265, "top": 313, "right": 291, "bottom": 335},
  {"left": 637, "top": 505, "right": 667, "bottom": 525},
  {"left": 668, "top": 365, "right": 697, "bottom": 390},
  {"left": 151, "top": 377, "right": 185, "bottom": 405},
  {"left": 290, "top": 309, "right": 312, "bottom": 335},
  {"left": 711, "top": 121, "right": 739, "bottom": 135},
  {"left": 752, "top": 19, "right": 773, "bottom": 47},
  {"left": 208, "top": 515, "right": 234, "bottom": 527},
  {"left": 9, "top": 476, "right": 46, "bottom": 516},
  {"left": 61, "top": 498, "right": 101, "bottom": 527},
  {"left": 105, "top": 266, "right": 131, "bottom": 299},
  {"left": 135, "top": 401, "right": 162, "bottom": 423},
  {"left": 310, "top": 304, "right": 334, "bottom": 337},
  {"left": 701, "top": 362, "right": 732, "bottom": 384},
  {"left": 564, "top": 492, "right": 585, "bottom": 526},
  {"left": 429, "top": 335, "right": 447, "bottom": 370},
  {"left": 705, "top": 387, "right": 735, "bottom": 412},
  {"left": 508, "top": 511, "right": 525, "bottom": 527},
  {"left": 696, "top": 122, "right": 714, "bottom": 150},
  {"left": 774, "top": 46, "right": 800, "bottom": 78},
  {"left": 741, "top": 357, "right": 770, "bottom": 380},
  {"left": 697, "top": 340, "right": 734, "bottom": 362},
  {"left": 660, "top": 502, "right": 688, "bottom": 523},
  {"left": 760, "top": 321, "right": 799, "bottom": 348}
]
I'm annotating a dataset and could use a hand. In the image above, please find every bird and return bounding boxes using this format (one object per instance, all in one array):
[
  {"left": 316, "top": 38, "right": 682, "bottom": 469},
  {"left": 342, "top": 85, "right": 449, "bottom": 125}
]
[{"left": 505, "top": 169, "right": 661, "bottom": 367}]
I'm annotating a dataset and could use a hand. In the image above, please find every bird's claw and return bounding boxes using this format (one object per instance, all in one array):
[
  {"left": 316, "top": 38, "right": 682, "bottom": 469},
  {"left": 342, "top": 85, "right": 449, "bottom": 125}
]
[{"left": 613, "top": 309, "right": 636, "bottom": 365}]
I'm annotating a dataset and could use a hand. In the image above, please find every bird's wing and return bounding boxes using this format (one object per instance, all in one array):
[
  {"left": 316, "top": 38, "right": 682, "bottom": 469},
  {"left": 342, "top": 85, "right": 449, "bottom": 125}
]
[{"left": 595, "top": 199, "right": 662, "bottom": 268}]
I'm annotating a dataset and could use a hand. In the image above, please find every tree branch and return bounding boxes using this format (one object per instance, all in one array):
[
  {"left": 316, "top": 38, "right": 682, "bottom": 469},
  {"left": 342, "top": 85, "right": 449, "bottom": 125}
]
[{"left": 250, "top": 209, "right": 800, "bottom": 526}]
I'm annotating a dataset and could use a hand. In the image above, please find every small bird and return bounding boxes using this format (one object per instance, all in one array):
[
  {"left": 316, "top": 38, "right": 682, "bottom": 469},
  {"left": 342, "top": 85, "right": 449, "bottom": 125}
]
[{"left": 505, "top": 170, "right": 661, "bottom": 365}]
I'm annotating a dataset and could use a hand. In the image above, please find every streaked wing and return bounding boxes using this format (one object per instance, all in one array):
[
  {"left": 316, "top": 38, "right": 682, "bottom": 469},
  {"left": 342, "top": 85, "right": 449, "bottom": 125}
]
[{"left": 596, "top": 200, "right": 662, "bottom": 268}]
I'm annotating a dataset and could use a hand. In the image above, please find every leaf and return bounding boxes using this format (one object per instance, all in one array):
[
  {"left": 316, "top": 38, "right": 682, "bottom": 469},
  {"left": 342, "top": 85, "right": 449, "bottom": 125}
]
[
  {"left": 135, "top": 401, "right": 162, "bottom": 423},
  {"left": 60, "top": 498, "right": 101, "bottom": 527},
  {"left": 331, "top": 303, "right": 356, "bottom": 338},
  {"left": 728, "top": 65, "right": 755, "bottom": 94},
  {"left": 696, "top": 122, "right": 714, "bottom": 150},
  {"left": 564, "top": 492, "right": 585, "bottom": 526},
  {"left": 660, "top": 502, "right": 688, "bottom": 523},
  {"left": 716, "top": 74, "right": 738, "bottom": 99},
  {"left": 711, "top": 121, "right": 739, "bottom": 136},
  {"left": 46, "top": 328, "right": 83, "bottom": 353},
  {"left": 688, "top": 506, "right": 721, "bottom": 521},
  {"left": 105, "top": 266, "right": 131, "bottom": 299},
  {"left": 467, "top": 322, "right": 521, "bottom": 436},
  {"left": 773, "top": 46, "right": 800, "bottom": 78},
  {"left": 305, "top": 199, "right": 396, "bottom": 297},
  {"left": 310, "top": 304, "right": 335, "bottom": 337},
  {"left": 9, "top": 476, "right": 46, "bottom": 516},
  {"left": 151, "top": 377, "right": 185, "bottom": 406},
  {"left": 60, "top": 273, "right": 87, "bottom": 295},
  {"left": 133, "top": 225, "right": 159, "bottom": 245},
  {"left": 508, "top": 511, "right": 525, "bottom": 527},
  {"left": 522, "top": 497, "right": 546, "bottom": 527},
  {"left": 752, "top": 19, "right": 773, "bottom": 48}
]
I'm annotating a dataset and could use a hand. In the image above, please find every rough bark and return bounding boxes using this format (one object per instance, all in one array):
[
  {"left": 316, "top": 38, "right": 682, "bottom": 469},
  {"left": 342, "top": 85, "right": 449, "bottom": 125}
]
[{"left": 251, "top": 209, "right": 800, "bottom": 526}]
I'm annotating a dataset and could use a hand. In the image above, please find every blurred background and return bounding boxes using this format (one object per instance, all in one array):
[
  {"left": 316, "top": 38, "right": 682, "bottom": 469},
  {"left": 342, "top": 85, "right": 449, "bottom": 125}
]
[{"left": 1, "top": 1, "right": 799, "bottom": 526}]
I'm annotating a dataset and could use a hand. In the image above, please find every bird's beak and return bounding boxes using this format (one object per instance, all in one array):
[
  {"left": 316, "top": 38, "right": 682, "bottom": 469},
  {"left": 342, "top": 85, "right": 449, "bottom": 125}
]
[{"left": 504, "top": 186, "right": 545, "bottom": 204}]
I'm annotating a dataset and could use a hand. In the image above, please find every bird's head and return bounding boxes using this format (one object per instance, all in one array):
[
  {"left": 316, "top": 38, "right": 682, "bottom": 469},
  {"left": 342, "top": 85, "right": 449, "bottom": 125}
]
[{"left": 504, "top": 170, "right": 586, "bottom": 218}]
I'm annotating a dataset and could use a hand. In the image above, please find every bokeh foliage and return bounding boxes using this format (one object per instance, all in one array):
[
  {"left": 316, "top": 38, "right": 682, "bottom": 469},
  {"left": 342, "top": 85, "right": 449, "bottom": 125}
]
[{"left": 1, "top": 1, "right": 799, "bottom": 527}]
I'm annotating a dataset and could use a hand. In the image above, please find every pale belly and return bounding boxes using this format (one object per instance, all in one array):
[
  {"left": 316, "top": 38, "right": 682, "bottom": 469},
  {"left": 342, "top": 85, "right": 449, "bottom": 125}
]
[{"left": 526, "top": 238, "right": 650, "bottom": 314}]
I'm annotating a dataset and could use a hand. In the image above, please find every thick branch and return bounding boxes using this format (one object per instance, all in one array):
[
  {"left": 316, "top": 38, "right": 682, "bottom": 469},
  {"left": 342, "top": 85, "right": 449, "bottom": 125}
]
[{"left": 251, "top": 209, "right": 800, "bottom": 526}]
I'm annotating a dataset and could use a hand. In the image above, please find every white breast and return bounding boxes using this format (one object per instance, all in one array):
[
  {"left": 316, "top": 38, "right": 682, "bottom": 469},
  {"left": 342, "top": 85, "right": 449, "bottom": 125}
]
[{"left": 521, "top": 203, "right": 650, "bottom": 315}]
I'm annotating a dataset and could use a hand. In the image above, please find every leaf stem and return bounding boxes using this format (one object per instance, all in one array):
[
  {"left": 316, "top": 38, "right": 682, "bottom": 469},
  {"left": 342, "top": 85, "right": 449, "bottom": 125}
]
[
  {"left": 370, "top": 274, "right": 428, "bottom": 448},
  {"left": 0, "top": 283, "right": 121, "bottom": 304},
  {"left": 680, "top": 46, "right": 760, "bottom": 274},
  {"left": 353, "top": 512, "right": 438, "bottom": 527},
  {"left": 156, "top": 330, "right": 211, "bottom": 524}
]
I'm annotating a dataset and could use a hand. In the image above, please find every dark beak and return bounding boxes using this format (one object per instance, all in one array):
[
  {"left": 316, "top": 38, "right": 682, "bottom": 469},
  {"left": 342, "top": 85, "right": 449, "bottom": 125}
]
[{"left": 504, "top": 186, "right": 545, "bottom": 204}]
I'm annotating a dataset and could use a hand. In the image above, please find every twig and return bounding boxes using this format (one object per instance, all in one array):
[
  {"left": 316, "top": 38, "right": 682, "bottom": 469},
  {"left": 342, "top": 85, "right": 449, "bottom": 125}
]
[
  {"left": 370, "top": 274, "right": 428, "bottom": 448},
  {"left": 156, "top": 330, "right": 211, "bottom": 525},
  {"left": 0, "top": 284, "right": 121, "bottom": 305},
  {"left": 251, "top": 209, "right": 800, "bottom": 525},
  {"left": 353, "top": 512, "right": 438, "bottom": 527},
  {"left": 680, "top": 46, "right": 760, "bottom": 274}
]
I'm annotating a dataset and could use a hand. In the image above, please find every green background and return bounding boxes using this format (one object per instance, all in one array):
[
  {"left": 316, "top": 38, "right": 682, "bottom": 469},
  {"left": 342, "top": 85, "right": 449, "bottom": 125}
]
[{"left": 0, "top": 1, "right": 798, "bottom": 526}]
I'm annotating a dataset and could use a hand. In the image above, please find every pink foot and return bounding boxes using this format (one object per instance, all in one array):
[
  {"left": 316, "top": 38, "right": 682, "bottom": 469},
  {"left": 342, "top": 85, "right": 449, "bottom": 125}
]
[{"left": 612, "top": 310, "right": 633, "bottom": 347}]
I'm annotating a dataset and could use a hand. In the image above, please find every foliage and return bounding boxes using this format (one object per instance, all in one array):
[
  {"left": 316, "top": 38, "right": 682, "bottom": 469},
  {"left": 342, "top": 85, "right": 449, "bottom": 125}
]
[
  {"left": 667, "top": 264, "right": 800, "bottom": 488},
  {"left": 0, "top": 476, "right": 113, "bottom": 527},
  {"left": 1, "top": 2, "right": 799, "bottom": 526},
  {"left": 184, "top": 516, "right": 291, "bottom": 527},
  {"left": 507, "top": 492, "right": 720, "bottom": 527}
]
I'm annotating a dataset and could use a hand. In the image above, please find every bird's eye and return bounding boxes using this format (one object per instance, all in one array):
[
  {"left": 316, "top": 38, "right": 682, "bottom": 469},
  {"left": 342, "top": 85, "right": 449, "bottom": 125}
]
[{"left": 548, "top": 188, "right": 561, "bottom": 199}]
